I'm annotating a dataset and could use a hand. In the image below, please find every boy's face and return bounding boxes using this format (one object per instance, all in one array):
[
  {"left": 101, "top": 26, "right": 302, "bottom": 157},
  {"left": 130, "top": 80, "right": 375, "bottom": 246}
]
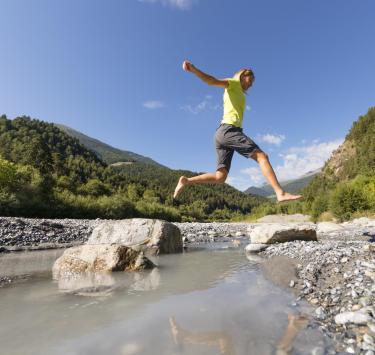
[{"left": 240, "top": 73, "right": 254, "bottom": 91}]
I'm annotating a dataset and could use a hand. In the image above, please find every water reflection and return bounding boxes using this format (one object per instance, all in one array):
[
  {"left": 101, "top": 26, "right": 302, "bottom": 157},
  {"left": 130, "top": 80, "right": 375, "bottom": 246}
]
[
  {"left": 168, "top": 313, "right": 309, "bottom": 355},
  {"left": 275, "top": 313, "right": 309, "bottom": 355},
  {"left": 56, "top": 268, "right": 161, "bottom": 297},
  {"left": 169, "top": 316, "right": 236, "bottom": 354}
]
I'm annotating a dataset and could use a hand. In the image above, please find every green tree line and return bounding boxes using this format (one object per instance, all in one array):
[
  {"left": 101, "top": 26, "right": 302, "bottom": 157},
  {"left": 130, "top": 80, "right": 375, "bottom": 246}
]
[{"left": 0, "top": 115, "right": 264, "bottom": 221}]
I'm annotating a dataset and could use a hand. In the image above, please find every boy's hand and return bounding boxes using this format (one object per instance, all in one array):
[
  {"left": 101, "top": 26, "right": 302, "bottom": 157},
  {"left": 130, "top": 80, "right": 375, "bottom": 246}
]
[{"left": 182, "top": 60, "right": 194, "bottom": 72}]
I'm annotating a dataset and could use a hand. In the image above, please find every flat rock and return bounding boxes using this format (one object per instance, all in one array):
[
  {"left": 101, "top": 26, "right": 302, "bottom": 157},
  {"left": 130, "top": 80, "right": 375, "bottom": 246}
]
[
  {"left": 317, "top": 222, "right": 344, "bottom": 234},
  {"left": 249, "top": 223, "right": 317, "bottom": 244},
  {"left": 88, "top": 218, "right": 182, "bottom": 254},
  {"left": 349, "top": 217, "right": 375, "bottom": 227},
  {"left": 256, "top": 214, "right": 311, "bottom": 223},
  {"left": 52, "top": 244, "right": 155, "bottom": 279}
]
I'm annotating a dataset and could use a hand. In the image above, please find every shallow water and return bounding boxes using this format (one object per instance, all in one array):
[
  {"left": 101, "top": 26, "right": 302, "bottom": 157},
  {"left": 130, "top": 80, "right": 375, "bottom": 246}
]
[{"left": 0, "top": 246, "right": 332, "bottom": 355}]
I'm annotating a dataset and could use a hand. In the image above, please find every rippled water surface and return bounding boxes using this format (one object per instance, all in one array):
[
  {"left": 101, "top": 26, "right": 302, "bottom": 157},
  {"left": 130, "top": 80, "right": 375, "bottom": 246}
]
[{"left": 0, "top": 246, "right": 332, "bottom": 355}]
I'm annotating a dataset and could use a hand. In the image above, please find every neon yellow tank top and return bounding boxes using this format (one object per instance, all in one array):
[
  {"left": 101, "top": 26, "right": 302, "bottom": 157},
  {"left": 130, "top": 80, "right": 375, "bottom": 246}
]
[{"left": 221, "top": 79, "right": 246, "bottom": 128}]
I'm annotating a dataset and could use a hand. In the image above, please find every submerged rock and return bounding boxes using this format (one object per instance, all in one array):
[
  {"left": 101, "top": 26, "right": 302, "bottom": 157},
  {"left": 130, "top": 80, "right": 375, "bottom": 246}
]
[
  {"left": 88, "top": 218, "right": 182, "bottom": 254},
  {"left": 249, "top": 223, "right": 317, "bottom": 244},
  {"left": 245, "top": 243, "right": 269, "bottom": 253}
]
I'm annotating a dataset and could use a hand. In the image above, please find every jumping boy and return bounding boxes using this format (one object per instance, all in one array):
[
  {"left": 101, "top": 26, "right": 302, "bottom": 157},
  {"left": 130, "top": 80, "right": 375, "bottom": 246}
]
[{"left": 173, "top": 61, "right": 301, "bottom": 203}]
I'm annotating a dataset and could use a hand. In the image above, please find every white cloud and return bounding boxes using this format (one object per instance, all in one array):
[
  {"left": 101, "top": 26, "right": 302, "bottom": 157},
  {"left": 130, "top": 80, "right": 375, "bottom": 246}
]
[
  {"left": 143, "top": 100, "right": 165, "bottom": 109},
  {"left": 274, "top": 139, "right": 343, "bottom": 181},
  {"left": 138, "top": 0, "right": 196, "bottom": 10},
  {"left": 258, "top": 133, "right": 286, "bottom": 146},
  {"left": 181, "top": 95, "right": 220, "bottom": 115},
  {"left": 226, "top": 138, "right": 343, "bottom": 191},
  {"left": 226, "top": 167, "right": 263, "bottom": 191}
]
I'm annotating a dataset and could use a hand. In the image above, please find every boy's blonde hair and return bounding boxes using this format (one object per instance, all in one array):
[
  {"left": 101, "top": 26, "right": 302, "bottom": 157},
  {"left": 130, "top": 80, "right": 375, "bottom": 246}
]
[{"left": 233, "top": 68, "right": 255, "bottom": 85}]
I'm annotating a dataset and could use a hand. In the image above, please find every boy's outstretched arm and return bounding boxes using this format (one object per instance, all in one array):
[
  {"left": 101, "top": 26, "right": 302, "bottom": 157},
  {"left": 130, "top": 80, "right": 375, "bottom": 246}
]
[{"left": 183, "top": 60, "right": 229, "bottom": 88}]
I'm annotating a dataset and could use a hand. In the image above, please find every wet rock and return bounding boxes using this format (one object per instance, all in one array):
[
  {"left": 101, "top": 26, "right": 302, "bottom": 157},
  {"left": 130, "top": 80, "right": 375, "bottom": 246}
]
[
  {"left": 244, "top": 243, "right": 268, "bottom": 253},
  {"left": 88, "top": 219, "right": 182, "bottom": 254},
  {"left": 248, "top": 223, "right": 317, "bottom": 244}
]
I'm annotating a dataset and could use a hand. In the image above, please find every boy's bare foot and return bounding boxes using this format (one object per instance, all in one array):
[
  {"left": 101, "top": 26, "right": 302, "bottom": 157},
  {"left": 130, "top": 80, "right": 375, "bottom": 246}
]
[
  {"left": 276, "top": 191, "right": 302, "bottom": 203},
  {"left": 173, "top": 176, "right": 189, "bottom": 199}
]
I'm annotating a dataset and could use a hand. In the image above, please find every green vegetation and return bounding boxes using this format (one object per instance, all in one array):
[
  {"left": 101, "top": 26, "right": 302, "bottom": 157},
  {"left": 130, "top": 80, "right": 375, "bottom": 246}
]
[
  {"left": 2, "top": 107, "right": 373, "bottom": 223},
  {"left": 55, "top": 123, "right": 165, "bottom": 167},
  {"left": 0, "top": 115, "right": 264, "bottom": 221},
  {"left": 241, "top": 107, "right": 375, "bottom": 222}
]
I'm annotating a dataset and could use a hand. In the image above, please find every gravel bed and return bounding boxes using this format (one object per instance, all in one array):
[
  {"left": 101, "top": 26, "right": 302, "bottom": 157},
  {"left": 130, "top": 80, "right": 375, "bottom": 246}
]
[
  {"left": 0, "top": 216, "right": 102, "bottom": 251},
  {"left": 1, "top": 216, "right": 375, "bottom": 353}
]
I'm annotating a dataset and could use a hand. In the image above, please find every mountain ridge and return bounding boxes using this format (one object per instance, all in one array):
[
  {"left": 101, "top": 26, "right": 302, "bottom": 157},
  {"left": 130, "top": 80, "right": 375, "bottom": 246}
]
[{"left": 55, "top": 123, "right": 167, "bottom": 168}]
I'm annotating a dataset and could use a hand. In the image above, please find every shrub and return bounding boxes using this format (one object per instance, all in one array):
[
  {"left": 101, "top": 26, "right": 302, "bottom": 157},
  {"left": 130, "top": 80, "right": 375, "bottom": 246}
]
[
  {"left": 310, "top": 195, "right": 329, "bottom": 221},
  {"left": 329, "top": 183, "right": 369, "bottom": 221}
]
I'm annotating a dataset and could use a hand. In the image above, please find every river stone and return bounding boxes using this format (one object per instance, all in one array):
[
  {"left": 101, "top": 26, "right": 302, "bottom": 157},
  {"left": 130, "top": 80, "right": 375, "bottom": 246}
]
[
  {"left": 52, "top": 244, "right": 155, "bottom": 279},
  {"left": 87, "top": 219, "right": 182, "bottom": 254},
  {"left": 245, "top": 243, "right": 269, "bottom": 253},
  {"left": 248, "top": 223, "right": 317, "bottom": 244},
  {"left": 317, "top": 222, "right": 344, "bottom": 234},
  {"left": 334, "top": 309, "right": 373, "bottom": 325}
]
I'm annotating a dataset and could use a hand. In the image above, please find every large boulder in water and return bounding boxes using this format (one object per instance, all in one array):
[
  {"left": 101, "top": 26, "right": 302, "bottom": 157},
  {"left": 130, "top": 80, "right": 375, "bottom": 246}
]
[
  {"left": 87, "top": 219, "right": 182, "bottom": 254},
  {"left": 248, "top": 223, "right": 317, "bottom": 244},
  {"left": 52, "top": 244, "right": 155, "bottom": 279}
]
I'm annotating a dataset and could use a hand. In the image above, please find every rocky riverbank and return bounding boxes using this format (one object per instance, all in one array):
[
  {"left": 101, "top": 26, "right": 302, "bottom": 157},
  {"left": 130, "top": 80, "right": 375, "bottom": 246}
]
[{"left": 1, "top": 216, "right": 374, "bottom": 353}]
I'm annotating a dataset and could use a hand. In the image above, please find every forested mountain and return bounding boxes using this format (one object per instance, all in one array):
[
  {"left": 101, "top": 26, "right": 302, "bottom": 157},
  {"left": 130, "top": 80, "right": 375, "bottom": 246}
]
[
  {"left": 55, "top": 123, "right": 166, "bottom": 168},
  {"left": 301, "top": 107, "right": 375, "bottom": 220},
  {"left": 245, "top": 169, "right": 321, "bottom": 198},
  {"left": 0, "top": 115, "right": 264, "bottom": 221},
  {"left": 249, "top": 107, "right": 375, "bottom": 221}
]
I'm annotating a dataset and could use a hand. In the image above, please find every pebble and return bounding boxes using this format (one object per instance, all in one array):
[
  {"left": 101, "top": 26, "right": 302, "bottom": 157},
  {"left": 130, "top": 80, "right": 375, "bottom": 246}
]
[
  {"left": 315, "top": 306, "right": 327, "bottom": 320},
  {"left": 335, "top": 310, "right": 373, "bottom": 325},
  {"left": 364, "top": 334, "right": 375, "bottom": 344}
]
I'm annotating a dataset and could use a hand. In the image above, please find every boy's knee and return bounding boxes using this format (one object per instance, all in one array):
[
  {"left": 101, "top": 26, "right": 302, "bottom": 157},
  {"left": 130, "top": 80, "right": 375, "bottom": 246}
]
[
  {"left": 216, "top": 169, "right": 228, "bottom": 183},
  {"left": 253, "top": 151, "right": 269, "bottom": 162}
]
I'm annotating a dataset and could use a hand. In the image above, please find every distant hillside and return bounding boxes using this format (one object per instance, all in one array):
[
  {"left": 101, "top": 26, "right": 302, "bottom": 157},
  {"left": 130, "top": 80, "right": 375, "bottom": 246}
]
[
  {"left": 0, "top": 114, "right": 265, "bottom": 221},
  {"left": 55, "top": 123, "right": 166, "bottom": 168},
  {"left": 245, "top": 169, "right": 321, "bottom": 198},
  {"left": 251, "top": 107, "right": 375, "bottom": 222}
]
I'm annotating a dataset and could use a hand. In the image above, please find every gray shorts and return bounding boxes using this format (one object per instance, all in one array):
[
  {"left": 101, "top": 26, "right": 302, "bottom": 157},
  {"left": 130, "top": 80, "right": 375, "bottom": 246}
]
[{"left": 214, "top": 124, "right": 262, "bottom": 172}]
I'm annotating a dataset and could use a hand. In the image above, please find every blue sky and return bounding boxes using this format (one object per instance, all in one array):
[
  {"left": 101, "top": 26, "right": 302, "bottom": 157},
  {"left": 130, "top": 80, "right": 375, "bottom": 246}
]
[{"left": 1, "top": 0, "right": 374, "bottom": 191}]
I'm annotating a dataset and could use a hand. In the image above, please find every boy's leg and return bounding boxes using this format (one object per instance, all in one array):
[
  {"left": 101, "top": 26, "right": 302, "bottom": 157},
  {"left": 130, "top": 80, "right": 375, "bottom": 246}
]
[
  {"left": 173, "top": 168, "right": 228, "bottom": 199},
  {"left": 251, "top": 150, "right": 302, "bottom": 202}
]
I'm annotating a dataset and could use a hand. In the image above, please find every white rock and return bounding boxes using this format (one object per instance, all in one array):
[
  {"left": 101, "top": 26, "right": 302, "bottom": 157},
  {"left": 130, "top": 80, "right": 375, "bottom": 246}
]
[
  {"left": 88, "top": 218, "right": 182, "bottom": 254},
  {"left": 245, "top": 243, "right": 269, "bottom": 253},
  {"left": 52, "top": 244, "right": 155, "bottom": 279},
  {"left": 363, "top": 262, "right": 375, "bottom": 270},
  {"left": 317, "top": 222, "right": 344, "bottom": 234},
  {"left": 335, "top": 310, "right": 373, "bottom": 325},
  {"left": 248, "top": 223, "right": 317, "bottom": 244},
  {"left": 351, "top": 217, "right": 375, "bottom": 227},
  {"left": 364, "top": 333, "right": 374, "bottom": 344}
]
